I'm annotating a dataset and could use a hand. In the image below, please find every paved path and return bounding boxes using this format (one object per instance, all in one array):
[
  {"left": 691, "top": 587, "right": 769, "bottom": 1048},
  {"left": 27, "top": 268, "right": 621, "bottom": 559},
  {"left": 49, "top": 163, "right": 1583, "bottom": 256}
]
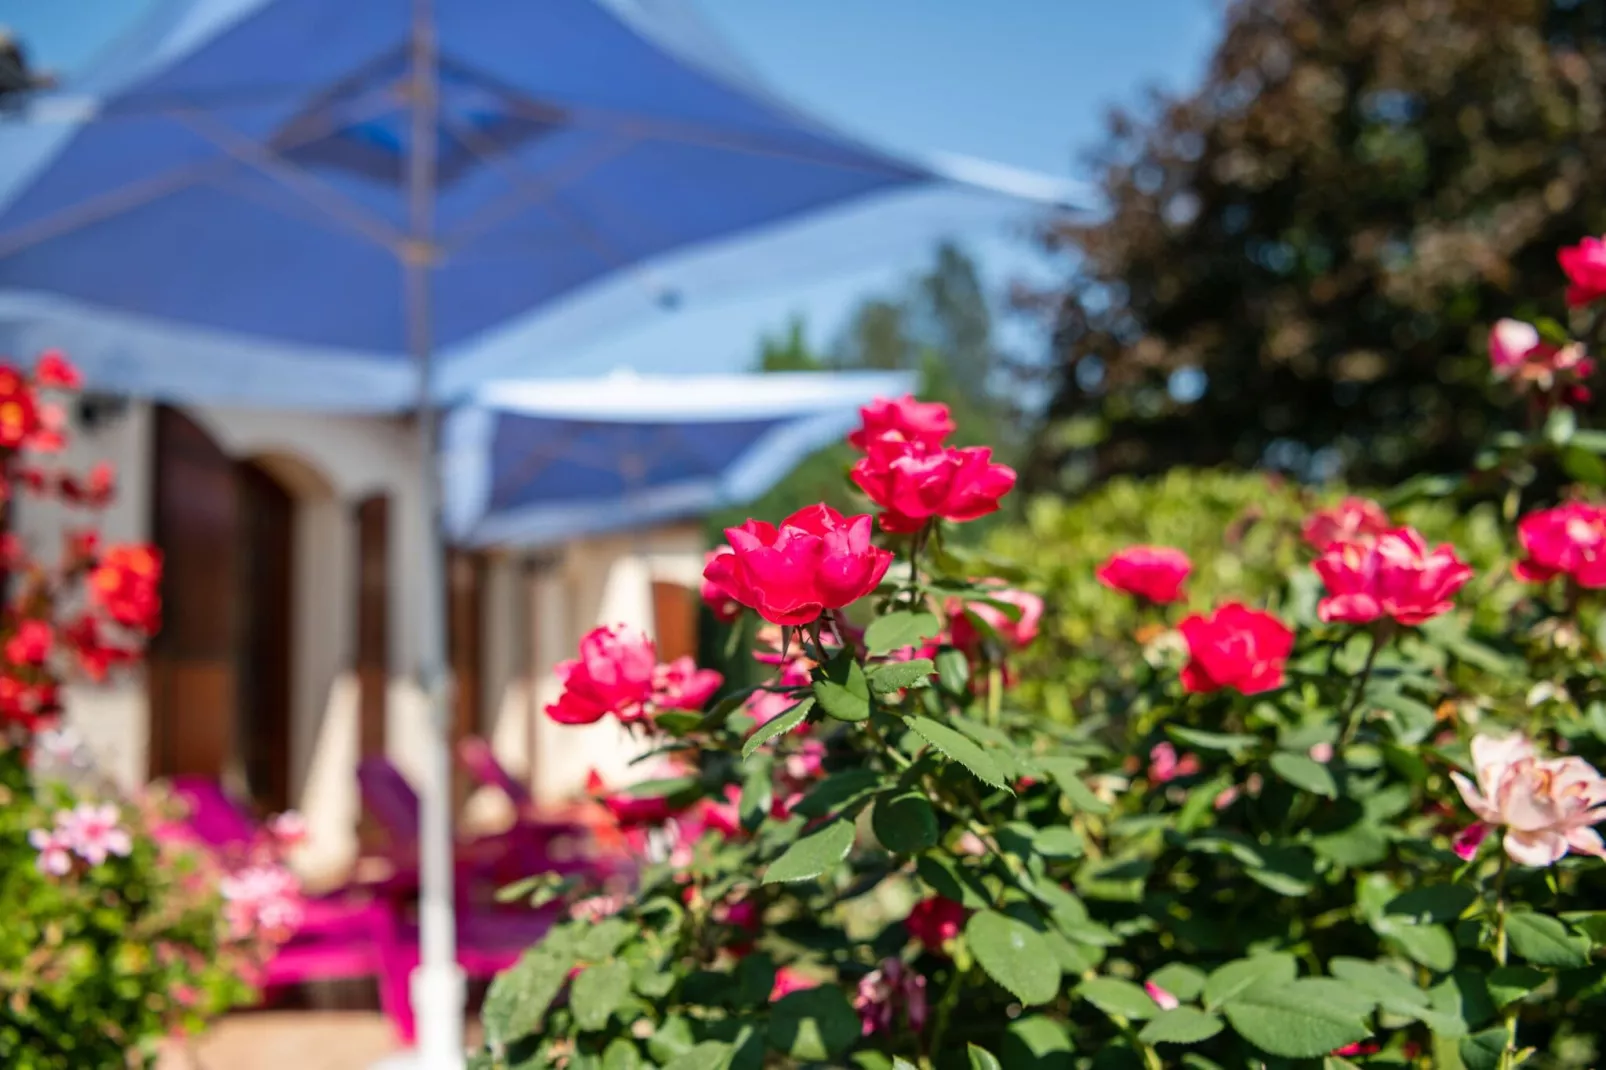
[{"left": 157, "top": 1011, "right": 402, "bottom": 1070}]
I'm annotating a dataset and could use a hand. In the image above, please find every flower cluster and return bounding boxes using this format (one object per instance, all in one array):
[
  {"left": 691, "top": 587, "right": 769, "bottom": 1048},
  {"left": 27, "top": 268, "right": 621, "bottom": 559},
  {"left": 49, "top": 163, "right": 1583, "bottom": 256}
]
[
  {"left": 546, "top": 624, "right": 723, "bottom": 725},
  {"left": 848, "top": 395, "right": 1015, "bottom": 533},
  {"left": 28, "top": 801, "right": 133, "bottom": 875}
]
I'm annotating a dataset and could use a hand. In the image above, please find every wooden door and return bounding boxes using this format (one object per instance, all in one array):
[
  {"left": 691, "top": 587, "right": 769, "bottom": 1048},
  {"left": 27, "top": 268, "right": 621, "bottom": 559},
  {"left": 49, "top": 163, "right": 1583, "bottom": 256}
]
[
  {"left": 354, "top": 495, "right": 390, "bottom": 758},
  {"left": 652, "top": 581, "right": 697, "bottom": 663},
  {"left": 236, "top": 462, "right": 294, "bottom": 813},
  {"left": 448, "top": 550, "right": 485, "bottom": 808},
  {"left": 148, "top": 407, "right": 239, "bottom": 784}
]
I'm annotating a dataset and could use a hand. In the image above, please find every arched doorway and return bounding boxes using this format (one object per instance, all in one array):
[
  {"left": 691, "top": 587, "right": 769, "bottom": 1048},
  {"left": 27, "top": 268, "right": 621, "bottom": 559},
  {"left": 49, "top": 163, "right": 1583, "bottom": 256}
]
[{"left": 147, "top": 406, "right": 295, "bottom": 814}]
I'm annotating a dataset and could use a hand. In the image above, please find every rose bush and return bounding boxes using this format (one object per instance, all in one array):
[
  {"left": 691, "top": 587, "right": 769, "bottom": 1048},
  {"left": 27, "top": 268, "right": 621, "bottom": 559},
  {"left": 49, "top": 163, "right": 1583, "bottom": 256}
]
[
  {"left": 0, "top": 352, "right": 286, "bottom": 1069},
  {"left": 474, "top": 252, "right": 1606, "bottom": 1070}
]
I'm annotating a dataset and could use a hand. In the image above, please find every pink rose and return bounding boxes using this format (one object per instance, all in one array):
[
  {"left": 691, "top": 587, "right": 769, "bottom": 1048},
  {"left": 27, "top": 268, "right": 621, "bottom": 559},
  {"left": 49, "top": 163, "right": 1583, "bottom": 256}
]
[
  {"left": 1302, "top": 497, "right": 1390, "bottom": 552},
  {"left": 1451, "top": 733, "right": 1606, "bottom": 866},
  {"left": 1513, "top": 501, "right": 1606, "bottom": 588},
  {"left": 1148, "top": 742, "right": 1201, "bottom": 784},
  {"left": 855, "top": 958, "right": 928, "bottom": 1036},
  {"left": 850, "top": 438, "right": 1016, "bottom": 534},
  {"left": 1178, "top": 603, "right": 1293, "bottom": 696},
  {"left": 704, "top": 504, "right": 893, "bottom": 626},
  {"left": 1486, "top": 318, "right": 1594, "bottom": 393},
  {"left": 904, "top": 896, "right": 968, "bottom": 951},
  {"left": 651, "top": 656, "right": 723, "bottom": 712},
  {"left": 949, "top": 585, "right": 1044, "bottom": 653},
  {"left": 545, "top": 624, "right": 657, "bottom": 724},
  {"left": 701, "top": 548, "right": 742, "bottom": 623},
  {"left": 1560, "top": 236, "right": 1606, "bottom": 307},
  {"left": 58, "top": 802, "right": 133, "bottom": 866},
  {"left": 770, "top": 966, "right": 815, "bottom": 1001},
  {"left": 847, "top": 394, "right": 955, "bottom": 451},
  {"left": 1095, "top": 546, "right": 1191, "bottom": 604},
  {"left": 1313, "top": 528, "right": 1472, "bottom": 626}
]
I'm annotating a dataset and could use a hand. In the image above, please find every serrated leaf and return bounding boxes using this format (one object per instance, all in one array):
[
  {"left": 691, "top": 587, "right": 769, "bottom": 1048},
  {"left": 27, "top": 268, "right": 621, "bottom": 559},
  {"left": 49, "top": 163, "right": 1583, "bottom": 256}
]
[
  {"left": 1505, "top": 911, "right": 1590, "bottom": 968},
  {"left": 1166, "top": 726, "right": 1258, "bottom": 754},
  {"left": 1458, "top": 1028, "right": 1507, "bottom": 1070},
  {"left": 1139, "top": 1008, "right": 1224, "bottom": 1045},
  {"left": 1221, "top": 978, "right": 1374, "bottom": 1059},
  {"left": 1033, "top": 825, "right": 1084, "bottom": 859},
  {"left": 967, "top": 910, "right": 1060, "bottom": 1006},
  {"left": 967, "top": 1045, "right": 1003, "bottom": 1070},
  {"left": 1035, "top": 755, "right": 1111, "bottom": 813},
  {"left": 763, "top": 817, "right": 855, "bottom": 883},
  {"left": 482, "top": 945, "right": 572, "bottom": 1046},
  {"left": 1328, "top": 958, "right": 1430, "bottom": 1017},
  {"left": 872, "top": 791, "right": 938, "bottom": 853},
  {"left": 1078, "top": 977, "right": 1161, "bottom": 1020},
  {"left": 917, "top": 853, "right": 992, "bottom": 909},
  {"left": 768, "top": 985, "right": 859, "bottom": 1061},
  {"left": 793, "top": 768, "right": 882, "bottom": 819},
  {"left": 1148, "top": 964, "right": 1207, "bottom": 1002},
  {"left": 1385, "top": 922, "right": 1457, "bottom": 972},
  {"left": 1384, "top": 884, "right": 1478, "bottom": 925},
  {"left": 906, "top": 715, "right": 1010, "bottom": 790},
  {"left": 743, "top": 697, "right": 813, "bottom": 758},
  {"left": 572, "top": 960, "right": 633, "bottom": 1031},
  {"left": 1203, "top": 954, "right": 1297, "bottom": 1011},
  {"left": 865, "top": 611, "right": 941, "bottom": 655},
  {"left": 814, "top": 658, "right": 872, "bottom": 722},
  {"left": 578, "top": 918, "right": 637, "bottom": 961},
  {"left": 1424, "top": 971, "right": 1496, "bottom": 1038},
  {"left": 1269, "top": 752, "right": 1337, "bottom": 798},
  {"left": 869, "top": 658, "right": 935, "bottom": 693},
  {"left": 1485, "top": 966, "right": 1546, "bottom": 1007},
  {"left": 1002, "top": 1016, "right": 1074, "bottom": 1069}
]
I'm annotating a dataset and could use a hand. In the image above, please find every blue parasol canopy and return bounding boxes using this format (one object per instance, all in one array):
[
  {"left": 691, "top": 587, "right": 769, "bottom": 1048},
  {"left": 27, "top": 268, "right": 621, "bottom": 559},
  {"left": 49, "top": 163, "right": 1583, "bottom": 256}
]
[{"left": 441, "top": 370, "right": 911, "bottom": 547}]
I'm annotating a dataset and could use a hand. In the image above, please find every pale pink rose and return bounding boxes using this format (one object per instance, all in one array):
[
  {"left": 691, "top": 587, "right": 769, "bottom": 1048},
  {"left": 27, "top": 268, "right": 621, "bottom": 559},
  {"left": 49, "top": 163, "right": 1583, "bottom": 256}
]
[
  {"left": 1450, "top": 733, "right": 1606, "bottom": 866},
  {"left": 1144, "top": 980, "right": 1180, "bottom": 1011}
]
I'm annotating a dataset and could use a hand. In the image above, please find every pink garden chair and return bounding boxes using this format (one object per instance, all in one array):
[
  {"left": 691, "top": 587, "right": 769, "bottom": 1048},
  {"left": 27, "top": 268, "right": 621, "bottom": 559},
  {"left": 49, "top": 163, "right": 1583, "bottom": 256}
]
[{"left": 164, "top": 778, "right": 412, "bottom": 1041}]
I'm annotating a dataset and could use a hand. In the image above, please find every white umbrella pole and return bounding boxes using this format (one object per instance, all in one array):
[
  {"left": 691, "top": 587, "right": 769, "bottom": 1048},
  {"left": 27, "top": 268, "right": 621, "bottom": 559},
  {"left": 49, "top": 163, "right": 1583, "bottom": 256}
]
[{"left": 397, "top": 0, "right": 465, "bottom": 1065}]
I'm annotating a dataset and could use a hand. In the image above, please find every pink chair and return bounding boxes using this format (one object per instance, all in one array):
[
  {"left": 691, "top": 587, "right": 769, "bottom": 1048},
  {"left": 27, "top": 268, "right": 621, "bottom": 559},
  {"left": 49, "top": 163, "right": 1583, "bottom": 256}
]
[{"left": 164, "top": 778, "right": 414, "bottom": 1041}]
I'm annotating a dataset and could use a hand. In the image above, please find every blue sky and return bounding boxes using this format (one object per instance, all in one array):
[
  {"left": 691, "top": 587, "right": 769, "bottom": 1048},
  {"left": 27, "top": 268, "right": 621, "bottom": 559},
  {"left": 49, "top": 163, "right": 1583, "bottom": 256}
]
[{"left": 0, "top": 0, "right": 1221, "bottom": 376}]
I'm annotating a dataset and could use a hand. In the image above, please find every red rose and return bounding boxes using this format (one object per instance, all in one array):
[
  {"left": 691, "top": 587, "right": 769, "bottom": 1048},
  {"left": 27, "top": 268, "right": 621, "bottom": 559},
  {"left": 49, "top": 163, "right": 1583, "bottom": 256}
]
[
  {"left": 846, "top": 394, "right": 955, "bottom": 451},
  {"left": 0, "top": 365, "right": 41, "bottom": 450},
  {"left": 904, "top": 896, "right": 968, "bottom": 951},
  {"left": 651, "top": 656, "right": 722, "bottom": 712},
  {"left": 544, "top": 624, "right": 657, "bottom": 725},
  {"left": 1560, "top": 236, "right": 1606, "bottom": 307},
  {"left": 1179, "top": 603, "right": 1294, "bottom": 695},
  {"left": 1302, "top": 497, "right": 1390, "bottom": 552},
  {"left": 850, "top": 438, "right": 1016, "bottom": 534},
  {"left": 1095, "top": 546, "right": 1191, "bottom": 604},
  {"left": 33, "top": 350, "right": 82, "bottom": 390},
  {"left": 1313, "top": 528, "right": 1472, "bottom": 626},
  {"left": 704, "top": 504, "right": 893, "bottom": 626},
  {"left": 700, "top": 547, "right": 742, "bottom": 623},
  {"left": 4, "top": 619, "right": 53, "bottom": 666},
  {"left": 1513, "top": 501, "right": 1606, "bottom": 588}
]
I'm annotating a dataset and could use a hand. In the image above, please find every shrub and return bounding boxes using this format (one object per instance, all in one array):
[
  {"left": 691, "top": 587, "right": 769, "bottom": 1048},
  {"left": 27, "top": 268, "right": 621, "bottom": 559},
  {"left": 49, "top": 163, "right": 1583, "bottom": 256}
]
[{"left": 476, "top": 260, "right": 1606, "bottom": 1070}]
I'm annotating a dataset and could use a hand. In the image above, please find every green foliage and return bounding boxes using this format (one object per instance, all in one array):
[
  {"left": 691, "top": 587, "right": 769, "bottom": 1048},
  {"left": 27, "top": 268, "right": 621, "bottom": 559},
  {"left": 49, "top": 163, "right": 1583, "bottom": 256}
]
[
  {"left": 0, "top": 755, "right": 261, "bottom": 1068},
  {"left": 482, "top": 379, "right": 1606, "bottom": 1070}
]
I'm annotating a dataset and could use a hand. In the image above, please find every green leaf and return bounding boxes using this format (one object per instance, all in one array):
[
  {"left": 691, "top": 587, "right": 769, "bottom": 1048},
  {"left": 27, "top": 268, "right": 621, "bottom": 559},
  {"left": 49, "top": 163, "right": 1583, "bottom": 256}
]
[
  {"left": 1148, "top": 964, "right": 1207, "bottom": 1002},
  {"left": 1565, "top": 911, "right": 1606, "bottom": 945},
  {"left": 1328, "top": 958, "right": 1430, "bottom": 1017},
  {"left": 1458, "top": 1028, "right": 1507, "bottom": 1070},
  {"left": 967, "top": 1045, "right": 1003, "bottom": 1070},
  {"left": 1032, "top": 826, "right": 1084, "bottom": 859},
  {"left": 768, "top": 986, "right": 860, "bottom": 1061},
  {"left": 743, "top": 697, "right": 813, "bottom": 758},
  {"left": 872, "top": 791, "right": 939, "bottom": 853},
  {"left": 793, "top": 768, "right": 882, "bottom": 819},
  {"left": 1384, "top": 885, "right": 1478, "bottom": 925},
  {"left": 868, "top": 659, "right": 935, "bottom": 693},
  {"left": 865, "top": 611, "right": 941, "bottom": 655},
  {"left": 1002, "top": 1017, "right": 1075, "bottom": 1069},
  {"left": 1385, "top": 923, "right": 1457, "bottom": 972},
  {"left": 935, "top": 647, "right": 972, "bottom": 694},
  {"left": 813, "top": 659, "right": 872, "bottom": 722},
  {"left": 661, "top": 1042, "right": 733, "bottom": 1070},
  {"left": 578, "top": 918, "right": 637, "bottom": 961},
  {"left": 649, "top": 1016, "right": 696, "bottom": 1063},
  {"left": 917, "top": 853, "right": 992, "bottom": 909},
  {"left": 906, "top": 715, "right": 1011, "bottom": 790},
  {"left": 602, "top": 1039, "right": 641, "bottom": 1070},
  {"left": 571, "top": 960, "right": 633, "bottom": 1031},
  {"left": 763, "top": 817, "right": 855, "bottom": 883},
  {"left": 482, "top": 946, "right": 573, "bottom": 1046},
  {"left": 1166, "top": 726, "right": 1258, "bottom": 754},
  {"left": 1269, "top": 752, "right": 1337, "bottom": 798},
  {"left": 1311, "top": 823, "right": 1390, "bottom": 868},
  {"left": 966, "top": 910, "right": 1061, "bottom": 1006},
  {"left": 1077, "top": 977, "right": 1161, "bottom": 1020},
  {"left": 1139, "top": 1008, "right": 1224, "bottom": 1046},
  {"left": 1035, "top": 755, "right": 1111, "bottom": 813},
  {"left": 1505, "top": 911, "right": 1590, "bottom": 968},
  {"left": 1424, "top": 971, "right": 1496, "bottom": 1038},
  {"left": 1485, "top": 966, "right": 1547, "bottom": 1007},
  {"left": 1202, "top": 954, "right": 1297, "bottom": 1012},
  {"left": 1220, "top": 978, "right": 1374, "bottom": 1059}
]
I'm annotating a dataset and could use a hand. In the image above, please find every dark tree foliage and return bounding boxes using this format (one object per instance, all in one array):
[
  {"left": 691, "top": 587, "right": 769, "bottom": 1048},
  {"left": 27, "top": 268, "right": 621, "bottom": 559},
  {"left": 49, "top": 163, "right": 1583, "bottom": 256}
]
[{"left": 1030, "top": 0, "right": 1606, "bottom": 492}]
